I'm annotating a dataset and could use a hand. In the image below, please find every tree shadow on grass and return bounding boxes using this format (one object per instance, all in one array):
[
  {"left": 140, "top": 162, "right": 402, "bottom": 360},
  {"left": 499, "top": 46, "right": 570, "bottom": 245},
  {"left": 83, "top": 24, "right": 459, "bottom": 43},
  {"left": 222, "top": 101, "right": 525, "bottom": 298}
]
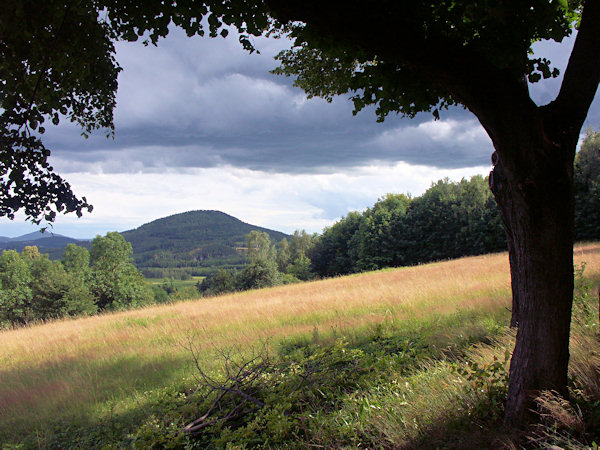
[{"left": 0, "top": 352, "right": 192, "bottom": 447}]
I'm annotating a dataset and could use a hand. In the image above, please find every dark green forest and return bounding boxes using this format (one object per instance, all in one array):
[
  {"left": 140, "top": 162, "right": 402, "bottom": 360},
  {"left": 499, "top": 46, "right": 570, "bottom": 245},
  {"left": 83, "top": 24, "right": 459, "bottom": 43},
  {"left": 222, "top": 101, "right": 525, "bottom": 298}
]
[
  {"left": 310, "top": 176, "right": 504, "bottom": 278},
  {"left": 121, "top": 210, "right": 288, "bottom": 279},
  {"left": 312, "top": 129, "right": 600, "bottom": 278}
]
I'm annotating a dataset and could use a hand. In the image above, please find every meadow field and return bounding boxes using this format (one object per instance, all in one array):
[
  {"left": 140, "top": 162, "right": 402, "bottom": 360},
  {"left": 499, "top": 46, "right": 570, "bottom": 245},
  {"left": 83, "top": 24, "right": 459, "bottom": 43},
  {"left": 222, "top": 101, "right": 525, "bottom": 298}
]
[
  {"left": 1, "top": 244, "right": 599, "bottom": 448},
  {"left": 146, "top": 276, "right": 205, "bottom": 289}
]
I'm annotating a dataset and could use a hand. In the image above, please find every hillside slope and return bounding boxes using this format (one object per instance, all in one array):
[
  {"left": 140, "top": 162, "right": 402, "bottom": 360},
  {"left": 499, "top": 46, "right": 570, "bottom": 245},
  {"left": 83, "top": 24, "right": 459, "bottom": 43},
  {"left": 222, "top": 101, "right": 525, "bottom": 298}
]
[
  {"left": 121, "top": 210, "right": 288, "bottom": 276},
  {"left": 1, "top": 244, "right": 599, "bottom": 447}
]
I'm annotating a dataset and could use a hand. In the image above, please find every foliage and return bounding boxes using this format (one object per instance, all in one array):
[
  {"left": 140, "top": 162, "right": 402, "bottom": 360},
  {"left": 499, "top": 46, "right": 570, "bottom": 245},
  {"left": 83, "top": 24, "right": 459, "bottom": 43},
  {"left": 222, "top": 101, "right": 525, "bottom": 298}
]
[
  {"left": 276, "top": 238, "right": 290, "bottom": 272},
  {"left": 309, "top": 211, "right": 363, "bottom": 277},
  {"left": 150, "top": 284, "right": 171, "bottom": 304},
  {"left": 269, "top": 0, "right": 597, "bottom": 424},
  {"left": 450, "top": 350, "right": 510, "bottom": 421},
  {"left": 28, "top": 251, "right": 97, "bottom": 319},
  {"left": 122, "top": 210, "right": 288, "bottom": 278},
  {"left": 288, "top": 230, "right": 316, "bottom": 263},
  {"left": 353, "top": 193, "right": 411, "bottom": 271},
  {"left": 287, "top": 251, "right": 313, "bottom": 281},
  {"left": 245, "top": 230, "right": 275, "bottom": 263},
  {"left": 310, "top": 176, "right": 506, "bottom": 278},
  {"left": 0, "top": 1, "right": 269, "bottom": 223},
  {"left": 0, "top": 249, "right": 32, "bottom": 325},
  {"left": 89, "top": 232, "right": 153, "bottom": 310},
  {"left": 0, "top": 232, "right": 154, "bottom": 327},
  {"left": 199, "top": 230, "right": 317, "bottom": 294},
  {"left": 399, "top": 176, "right": 505, "bottom": 265},
  {"left": 2, "top": 0, "right": 584, "bottom": 225},
  {"left": 199, "top": 268, "right": 238, "bottom": 296},
  {"left": 575, "top": 129, "right": 600, "bottom": 241},
  {"left": 271, "top": 1, "right": 577, "bottom": 120},
  {"left": 237, "top": 259, "right": 282, "bottom": 291},
  {"left": 0, "top": 246, "right": 99, "bottom": 327}
]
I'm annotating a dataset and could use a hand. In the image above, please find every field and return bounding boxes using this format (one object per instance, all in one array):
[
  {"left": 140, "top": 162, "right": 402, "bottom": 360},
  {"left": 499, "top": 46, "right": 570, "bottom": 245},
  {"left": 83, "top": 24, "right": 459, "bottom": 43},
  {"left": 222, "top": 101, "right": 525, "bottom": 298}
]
[
  {"left": 146, "top": 275, "right": 205, "bottom": 295},
  {"left": 1, "top": 244, "right": 599, "bottom": 447},
  {"left": 146, "top": 276, "right": 205, "bottom": 289}
]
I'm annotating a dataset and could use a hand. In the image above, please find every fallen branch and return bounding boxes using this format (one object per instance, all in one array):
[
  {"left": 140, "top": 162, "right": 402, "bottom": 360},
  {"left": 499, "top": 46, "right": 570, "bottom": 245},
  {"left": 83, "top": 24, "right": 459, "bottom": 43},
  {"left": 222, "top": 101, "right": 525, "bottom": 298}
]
[{"left": 183, "top": 339, "right": 275, "bottom": 434}]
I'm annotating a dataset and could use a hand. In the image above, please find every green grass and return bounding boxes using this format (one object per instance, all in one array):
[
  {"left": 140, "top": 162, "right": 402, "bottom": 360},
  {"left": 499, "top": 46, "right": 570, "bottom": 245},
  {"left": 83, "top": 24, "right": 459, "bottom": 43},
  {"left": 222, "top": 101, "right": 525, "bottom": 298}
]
[
  {"left": 1, "top": 245, "right": 599, "bottom": 448},
  {"left": 146, "top": 276, "right": 205, "bottom": 289},
  {"left": 14, "top": 308, "right": 511, "bottom": 448}
]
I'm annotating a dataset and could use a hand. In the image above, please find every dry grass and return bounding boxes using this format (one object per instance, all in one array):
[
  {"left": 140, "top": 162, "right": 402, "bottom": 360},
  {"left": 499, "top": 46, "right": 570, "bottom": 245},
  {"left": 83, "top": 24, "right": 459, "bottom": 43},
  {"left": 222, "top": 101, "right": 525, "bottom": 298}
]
[{"left": 1, "top": 243, "right": 599, "bottom": 444}]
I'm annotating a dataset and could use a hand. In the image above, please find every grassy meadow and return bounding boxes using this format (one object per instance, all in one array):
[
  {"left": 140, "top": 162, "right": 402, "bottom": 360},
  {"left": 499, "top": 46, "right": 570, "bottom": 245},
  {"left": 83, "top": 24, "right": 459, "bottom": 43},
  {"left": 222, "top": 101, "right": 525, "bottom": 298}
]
[
  {"left": 146, "top": 276, "right": 205, "bottom": 289},
  {"left": 1, "top": 244, "right": 599, "bottom": 447}
]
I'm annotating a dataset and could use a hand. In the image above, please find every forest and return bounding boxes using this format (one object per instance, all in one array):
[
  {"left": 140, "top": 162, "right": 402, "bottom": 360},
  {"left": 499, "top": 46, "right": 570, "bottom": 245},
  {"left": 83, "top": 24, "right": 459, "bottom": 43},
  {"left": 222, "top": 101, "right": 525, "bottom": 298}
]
[{"left": 121, "top": 210, "right": 288, "bottom": 279}]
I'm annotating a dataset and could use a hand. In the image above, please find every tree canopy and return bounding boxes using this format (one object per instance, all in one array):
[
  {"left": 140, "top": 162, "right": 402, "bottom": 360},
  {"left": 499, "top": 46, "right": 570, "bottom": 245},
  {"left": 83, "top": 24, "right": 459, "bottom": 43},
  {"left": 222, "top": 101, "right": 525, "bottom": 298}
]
[
  {"left": 265, "top": 0, "right": 600, "bottom": 426},
  {"left": 271, "top": 1, "right": 583, "bottom": 121},
  {"left": 3, "top": 0, "right": 600, "bottom": 428}
]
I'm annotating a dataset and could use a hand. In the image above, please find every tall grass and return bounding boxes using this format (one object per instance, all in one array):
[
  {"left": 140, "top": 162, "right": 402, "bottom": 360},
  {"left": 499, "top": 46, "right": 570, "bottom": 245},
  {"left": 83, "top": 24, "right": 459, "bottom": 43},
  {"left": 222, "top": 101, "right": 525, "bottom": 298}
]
[{"left": 0, "top": 244, "right": 598, "bottom": 447}]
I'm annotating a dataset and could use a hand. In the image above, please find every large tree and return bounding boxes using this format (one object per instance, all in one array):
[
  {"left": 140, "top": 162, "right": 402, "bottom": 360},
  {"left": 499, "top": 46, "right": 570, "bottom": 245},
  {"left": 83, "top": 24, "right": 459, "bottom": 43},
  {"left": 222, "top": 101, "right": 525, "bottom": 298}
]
[{"left": 2, "top": 0, "right": 599, "bottom": 426}]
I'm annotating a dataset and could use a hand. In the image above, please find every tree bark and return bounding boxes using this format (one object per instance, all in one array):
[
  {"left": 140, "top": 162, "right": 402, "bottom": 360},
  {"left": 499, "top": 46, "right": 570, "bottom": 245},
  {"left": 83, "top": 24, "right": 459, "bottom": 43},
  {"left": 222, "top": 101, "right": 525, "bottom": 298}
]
[
  {"left": 490, "top": 135, "right": 575, "bottom": 426},
  {"left": 489, "top": 152, "right": 520, "bottom": 328}
]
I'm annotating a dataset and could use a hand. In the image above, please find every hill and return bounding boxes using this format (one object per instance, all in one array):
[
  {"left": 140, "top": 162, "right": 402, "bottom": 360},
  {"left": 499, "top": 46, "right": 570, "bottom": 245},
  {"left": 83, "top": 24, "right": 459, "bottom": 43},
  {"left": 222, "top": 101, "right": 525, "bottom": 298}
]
[
  {"left": 10, "top": 231, "right": 69, "bottom": 241},
  {"left": 0, "top": 233, "right": 85, "bottom": 259},
  {"left": 1, "top": 244, "right": 599, "bottom": 448},
  {"left": 121, "top": 210, "right": 288, "bottom": 277}
]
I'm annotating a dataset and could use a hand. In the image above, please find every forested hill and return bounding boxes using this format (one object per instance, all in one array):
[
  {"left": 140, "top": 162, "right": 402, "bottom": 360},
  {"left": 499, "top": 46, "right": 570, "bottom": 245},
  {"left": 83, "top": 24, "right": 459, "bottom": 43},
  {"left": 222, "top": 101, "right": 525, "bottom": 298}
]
[
  {"left": 0, "top": 233, "right": 84, "bottom": 259},
  {"left": 121, "top": 210, "right": 288, "bottom": 278}
]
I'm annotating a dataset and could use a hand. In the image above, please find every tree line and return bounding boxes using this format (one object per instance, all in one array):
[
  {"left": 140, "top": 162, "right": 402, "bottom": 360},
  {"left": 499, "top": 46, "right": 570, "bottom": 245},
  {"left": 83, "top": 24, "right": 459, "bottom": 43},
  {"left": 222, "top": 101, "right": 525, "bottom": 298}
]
[
  {"left": 0, "top": 232, "right": 156, "bottom": 327},
  {"left": 312, "top": 129, "right": 600, "bottom": 278},
  {"left": 199, "top": 230, "right": 316, "bottom": 296},
  {"left": 574, "top": 129, "right": 600, "bottom": 241},
  {"left": 203, "top": 129, "right": 600, "bottom": 294}
]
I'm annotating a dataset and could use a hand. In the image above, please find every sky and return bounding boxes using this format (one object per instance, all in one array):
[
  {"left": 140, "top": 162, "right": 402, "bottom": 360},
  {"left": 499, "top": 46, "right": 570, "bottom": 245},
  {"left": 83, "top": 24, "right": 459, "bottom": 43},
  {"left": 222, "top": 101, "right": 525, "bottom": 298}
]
[{"left": 1, "top": 27, "right": 599, "bottom": 239}]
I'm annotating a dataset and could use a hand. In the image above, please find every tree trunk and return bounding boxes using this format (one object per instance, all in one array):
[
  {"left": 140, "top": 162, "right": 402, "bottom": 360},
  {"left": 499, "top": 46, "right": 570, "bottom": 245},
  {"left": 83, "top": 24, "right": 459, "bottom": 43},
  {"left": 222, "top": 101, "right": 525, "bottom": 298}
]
[
  {"left": 490, "top": 138, "right": 575, "bottom": 427},
  {"left": 490, "top": 152, "right": 521, "bottom": 328}
]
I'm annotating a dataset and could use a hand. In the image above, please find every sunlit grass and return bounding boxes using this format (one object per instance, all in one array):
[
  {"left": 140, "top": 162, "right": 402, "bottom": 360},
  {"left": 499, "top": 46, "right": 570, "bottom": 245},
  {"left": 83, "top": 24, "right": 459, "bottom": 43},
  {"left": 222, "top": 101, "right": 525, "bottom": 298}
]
[{"left": 1, "top": 243, "right": 599, "bottom": 446}]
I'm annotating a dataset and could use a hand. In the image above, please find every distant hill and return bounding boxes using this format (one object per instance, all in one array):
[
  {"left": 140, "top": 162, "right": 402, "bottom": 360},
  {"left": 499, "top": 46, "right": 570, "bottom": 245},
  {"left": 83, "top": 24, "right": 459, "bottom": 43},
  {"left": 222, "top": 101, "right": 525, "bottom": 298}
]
[
  {"left": 0, "top": 234, "right": 85, "bottom": 259},
  {"left": 10, "top": 231, "right": 69, "bottom": 241},
  {"left": 121, "top": 210, "right": 288, "bottom": 277}
]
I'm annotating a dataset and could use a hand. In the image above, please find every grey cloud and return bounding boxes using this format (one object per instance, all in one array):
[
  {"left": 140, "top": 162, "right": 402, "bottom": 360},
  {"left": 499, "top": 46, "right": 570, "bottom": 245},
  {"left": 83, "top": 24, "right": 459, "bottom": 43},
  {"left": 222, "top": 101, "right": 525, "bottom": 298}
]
[
  {"left": 45, "top": 28, "right": 599, "bottom": 175},
  {"left": 50, "top": 111, "right": 491, "bottom": 174}
]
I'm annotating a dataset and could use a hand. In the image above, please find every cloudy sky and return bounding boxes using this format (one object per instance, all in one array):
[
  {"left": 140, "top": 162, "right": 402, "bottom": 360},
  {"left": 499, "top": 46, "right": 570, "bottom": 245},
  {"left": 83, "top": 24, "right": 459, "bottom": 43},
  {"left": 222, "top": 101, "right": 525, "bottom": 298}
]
[{"left": 2, "top": 27, "right": 599, "bottom": 239}]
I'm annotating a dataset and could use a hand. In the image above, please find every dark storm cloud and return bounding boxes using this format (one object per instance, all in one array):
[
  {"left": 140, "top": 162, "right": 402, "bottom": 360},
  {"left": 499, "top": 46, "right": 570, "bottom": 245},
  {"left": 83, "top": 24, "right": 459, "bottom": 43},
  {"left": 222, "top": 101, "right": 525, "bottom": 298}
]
[{"left": 46, "top": 28, "right": 598, "bottom": 175}]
